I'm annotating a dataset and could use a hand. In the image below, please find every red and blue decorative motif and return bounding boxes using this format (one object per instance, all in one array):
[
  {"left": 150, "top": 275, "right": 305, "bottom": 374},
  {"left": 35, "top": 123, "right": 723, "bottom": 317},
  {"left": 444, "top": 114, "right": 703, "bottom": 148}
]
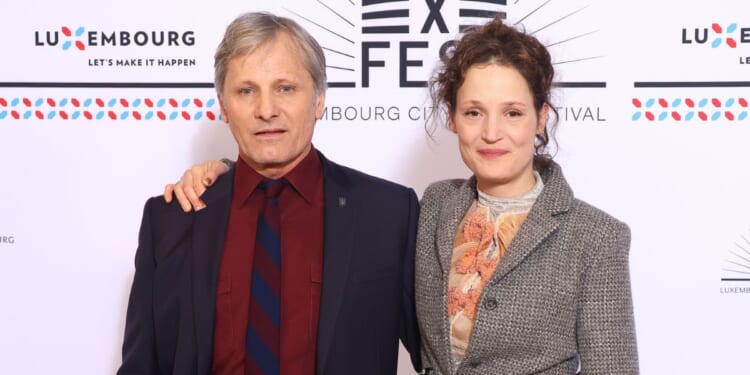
[
  {"left": 0, "top": 96, "right": 222, "bottom": 121},
  {"left": 632, "top": 97, "right": 748, "bottom": 122},
  {"left": 711, "top": 23, "right": 737, "bottom": 49},
  {"left": 61, "top": 26, "right": 86, "bottom": 51}
]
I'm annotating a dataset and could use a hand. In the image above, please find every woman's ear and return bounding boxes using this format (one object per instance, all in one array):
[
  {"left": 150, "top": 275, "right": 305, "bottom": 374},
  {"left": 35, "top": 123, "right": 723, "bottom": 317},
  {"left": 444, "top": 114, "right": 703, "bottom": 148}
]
[
  {"left": 536, "top": 103, "right": 549, "bottom": 135},
  {"left": 448, "top": 104, "right": 458, "bottom": 133}
]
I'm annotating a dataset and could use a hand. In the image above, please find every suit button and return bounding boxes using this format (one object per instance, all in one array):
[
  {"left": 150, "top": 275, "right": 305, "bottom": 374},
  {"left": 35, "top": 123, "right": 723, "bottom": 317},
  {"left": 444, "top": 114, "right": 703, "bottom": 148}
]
[{"left": 484, "top": 298, "right": 498, "bottom": 310}]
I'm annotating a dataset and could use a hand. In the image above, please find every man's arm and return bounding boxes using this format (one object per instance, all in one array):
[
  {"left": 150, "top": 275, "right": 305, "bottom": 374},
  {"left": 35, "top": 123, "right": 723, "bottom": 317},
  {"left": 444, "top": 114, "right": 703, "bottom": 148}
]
[
  {"left": 400, "top": 188, "right": 423, "bottom": 372},
  {"left": 118, "top": 199, "right": 160, "bottom": 374}
]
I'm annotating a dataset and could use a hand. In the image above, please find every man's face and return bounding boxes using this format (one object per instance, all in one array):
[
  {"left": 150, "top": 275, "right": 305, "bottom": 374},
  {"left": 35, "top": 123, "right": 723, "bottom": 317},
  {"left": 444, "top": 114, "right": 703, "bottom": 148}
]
[{"left": 219, "top": 32, "right": 325, "bottom": 179}]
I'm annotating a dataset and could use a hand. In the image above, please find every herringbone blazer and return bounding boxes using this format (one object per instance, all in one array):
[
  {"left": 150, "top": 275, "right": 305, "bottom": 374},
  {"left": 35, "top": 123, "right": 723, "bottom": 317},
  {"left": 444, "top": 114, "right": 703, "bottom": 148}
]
[{"left": 415, "top": 163, "right": 638, "bottom": 375}]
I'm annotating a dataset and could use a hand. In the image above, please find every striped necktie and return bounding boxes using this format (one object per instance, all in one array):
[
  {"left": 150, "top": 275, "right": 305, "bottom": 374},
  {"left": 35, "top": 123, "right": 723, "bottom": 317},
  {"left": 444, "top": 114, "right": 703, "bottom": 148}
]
[{"left": 246, "top": 179, "right": 287, "bottom": 375}]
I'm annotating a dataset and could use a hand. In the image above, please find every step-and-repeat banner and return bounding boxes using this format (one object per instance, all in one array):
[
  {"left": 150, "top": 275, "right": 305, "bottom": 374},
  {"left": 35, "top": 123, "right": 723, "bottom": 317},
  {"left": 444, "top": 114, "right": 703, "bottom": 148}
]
[{"left": 1, "top": 0, "right": 749, "bottom": 373}]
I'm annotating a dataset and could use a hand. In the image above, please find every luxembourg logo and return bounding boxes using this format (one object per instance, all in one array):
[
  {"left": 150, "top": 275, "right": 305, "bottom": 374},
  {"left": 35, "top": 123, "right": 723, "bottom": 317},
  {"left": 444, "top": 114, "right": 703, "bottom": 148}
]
[
  {"left": 34, "top": 27, "right": 196, "bottom": 50},
  {"left": 0, "top": 234, "right": 14, "bottom": 245},
  {"left": 681, "top": 22, "right": 749, "bottom": 49},
  {"left": 33, "top": 25, "right": 199, "bottom": 69}
]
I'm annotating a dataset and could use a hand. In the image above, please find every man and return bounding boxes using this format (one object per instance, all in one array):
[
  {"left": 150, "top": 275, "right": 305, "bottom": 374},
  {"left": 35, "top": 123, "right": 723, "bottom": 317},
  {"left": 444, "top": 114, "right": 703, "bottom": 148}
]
[{"left": 119, "top": 12, "right": 422, "bottom": 375}]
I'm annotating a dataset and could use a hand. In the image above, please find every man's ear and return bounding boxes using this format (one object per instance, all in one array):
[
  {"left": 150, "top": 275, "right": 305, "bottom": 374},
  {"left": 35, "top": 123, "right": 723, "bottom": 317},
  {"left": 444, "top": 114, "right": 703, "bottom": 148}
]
[
  {"left": 314, "top": 90, "right": 326, "bottom": 120},
  {"left": 218, "top": 95, "right": 229, "bottom": 124}
]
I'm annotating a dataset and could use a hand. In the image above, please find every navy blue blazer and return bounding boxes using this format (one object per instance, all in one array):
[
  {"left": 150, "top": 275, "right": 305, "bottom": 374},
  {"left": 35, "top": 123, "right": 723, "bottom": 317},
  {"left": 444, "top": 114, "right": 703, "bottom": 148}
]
[{"left": 118, "top": 151, "right": 422, "bottom": 375}]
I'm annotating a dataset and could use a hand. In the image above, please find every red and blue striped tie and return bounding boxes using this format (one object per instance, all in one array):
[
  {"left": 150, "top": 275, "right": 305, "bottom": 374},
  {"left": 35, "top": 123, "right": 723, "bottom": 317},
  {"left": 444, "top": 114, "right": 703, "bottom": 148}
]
[{"left": 246, "top": 179, "right": 286, "bottom": 375}]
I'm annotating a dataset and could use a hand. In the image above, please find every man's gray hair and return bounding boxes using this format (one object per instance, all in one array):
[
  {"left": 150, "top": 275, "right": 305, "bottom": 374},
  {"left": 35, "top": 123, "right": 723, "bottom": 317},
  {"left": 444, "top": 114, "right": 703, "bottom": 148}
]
[{"left": 214, "top": 12, "right": 327, "bottom": 96}]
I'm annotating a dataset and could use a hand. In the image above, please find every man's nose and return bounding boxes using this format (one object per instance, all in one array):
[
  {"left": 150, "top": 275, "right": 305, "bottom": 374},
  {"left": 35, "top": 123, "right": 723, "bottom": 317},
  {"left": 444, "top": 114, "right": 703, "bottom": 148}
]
[{"left": 255, "top": 92, "right": 279, "bottom": 120}]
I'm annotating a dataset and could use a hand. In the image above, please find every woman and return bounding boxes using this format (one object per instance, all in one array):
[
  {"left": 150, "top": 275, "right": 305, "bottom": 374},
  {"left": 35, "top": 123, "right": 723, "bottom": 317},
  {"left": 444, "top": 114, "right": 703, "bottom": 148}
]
[
  {"left": 413, "top": 19, "right": 638, "bottom": 374},
  {"left": 166, "top": 17, "right": 638, "bottom": 375}
]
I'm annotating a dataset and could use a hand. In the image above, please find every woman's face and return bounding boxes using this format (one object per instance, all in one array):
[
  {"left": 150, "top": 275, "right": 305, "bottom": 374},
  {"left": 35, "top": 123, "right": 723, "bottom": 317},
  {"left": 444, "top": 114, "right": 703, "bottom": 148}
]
[{"left": 450, "top": 63, "right": 547, "bottom": 198}]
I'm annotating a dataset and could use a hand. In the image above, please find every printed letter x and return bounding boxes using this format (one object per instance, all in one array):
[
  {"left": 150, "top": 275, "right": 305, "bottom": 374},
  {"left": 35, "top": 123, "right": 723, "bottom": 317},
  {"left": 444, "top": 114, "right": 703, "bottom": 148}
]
[{"left": 421, "top": 0, "right": 448, "bottom": 34}]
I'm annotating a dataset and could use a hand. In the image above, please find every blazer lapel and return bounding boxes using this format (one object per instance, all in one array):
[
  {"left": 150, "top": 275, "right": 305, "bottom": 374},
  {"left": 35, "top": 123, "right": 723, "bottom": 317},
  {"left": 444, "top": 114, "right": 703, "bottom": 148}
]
[
  {"left": 316, "top": 154, "right": 357, "bottom": 375},
  {"left": 191, "top": 169, "right": 234, "bottom": 372},
  {"left": 489, "top": 164, "right": 573, "bottom": 282},
  {"left": 490, "top": 204, "right": 559, "bottom": 281},
  {"left": 436, "top": 178, "right": 476, "bottom": 278},
  {"left": 431, "top": 178, "right": 476, "bottom": 369}
]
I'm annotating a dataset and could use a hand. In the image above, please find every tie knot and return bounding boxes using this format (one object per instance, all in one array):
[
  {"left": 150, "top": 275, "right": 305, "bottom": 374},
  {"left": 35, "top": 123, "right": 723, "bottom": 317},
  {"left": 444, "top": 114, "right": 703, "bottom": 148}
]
[{"left": 258, "top": 179, "right": 287, "bottom": 198}]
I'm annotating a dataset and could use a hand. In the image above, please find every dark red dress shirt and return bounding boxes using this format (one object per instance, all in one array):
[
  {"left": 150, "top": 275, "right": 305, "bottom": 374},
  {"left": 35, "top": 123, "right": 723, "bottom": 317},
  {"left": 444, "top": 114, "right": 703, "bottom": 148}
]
[{"left": 212, "top": 147, "right": 324, "bottom": 375}]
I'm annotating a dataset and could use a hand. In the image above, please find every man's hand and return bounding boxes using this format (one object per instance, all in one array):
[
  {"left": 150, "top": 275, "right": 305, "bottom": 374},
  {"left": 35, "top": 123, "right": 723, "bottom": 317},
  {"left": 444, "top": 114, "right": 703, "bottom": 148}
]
[{"left": 164, "top": 160, "right": 231, "bottom": 212}]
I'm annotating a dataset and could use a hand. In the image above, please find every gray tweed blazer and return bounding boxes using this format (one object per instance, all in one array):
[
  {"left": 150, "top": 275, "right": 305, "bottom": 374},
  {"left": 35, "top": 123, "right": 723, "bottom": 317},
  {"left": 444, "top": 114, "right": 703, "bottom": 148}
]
[{"left": 415, "top": 163, "right": 638, "bottom": 375}]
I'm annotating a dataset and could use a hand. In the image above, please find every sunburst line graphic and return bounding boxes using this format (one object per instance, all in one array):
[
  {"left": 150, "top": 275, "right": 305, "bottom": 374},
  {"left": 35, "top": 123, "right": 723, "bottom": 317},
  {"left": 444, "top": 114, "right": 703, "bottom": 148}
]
[
  {"left": 732, "top": 245, "right": 750, "bottom": 261},
  {"left": 529, "top": 4, "right": 589, "bottom": 35},
  {"left": 284, "top": 1, "right": 358, "bottom": 87},
  {"left": 722, "top": 230, "right": 750, "bottom": 281},
  {"left": 514, "top": 0, "right": 552, "bottom": 25},
  {"left": 460, "top": 0, "right": 506, "bottom": 4},
  {"left": 509, "top": 1, "right": 601, "bottom": 69},
  {"left": 553, "top": 56, "right": 604, "bottom": 65},
  {"left": 739, "top": 234, "right": 750, "bottom": 248},
  {"left": 322, "top": 46, "right": 355, "bottom": 58},
  {"left": 327, "top": 65, "right": 356, "bottom": 71},
  {"left": 284, "top": 8, "right": 355, "bottom": 44},
  {"left": 317, "top": 0, "right": 355, "bottom": 27},
  {"left": 546, "top": 29, "right": 599, "bottom": 48}
]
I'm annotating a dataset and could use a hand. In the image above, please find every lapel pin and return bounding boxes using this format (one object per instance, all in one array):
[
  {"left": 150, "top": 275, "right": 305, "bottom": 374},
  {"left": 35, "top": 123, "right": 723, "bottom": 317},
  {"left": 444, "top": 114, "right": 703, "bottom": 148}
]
[{"left": 338, "top": 197, "right": 347, "bottom": 207}]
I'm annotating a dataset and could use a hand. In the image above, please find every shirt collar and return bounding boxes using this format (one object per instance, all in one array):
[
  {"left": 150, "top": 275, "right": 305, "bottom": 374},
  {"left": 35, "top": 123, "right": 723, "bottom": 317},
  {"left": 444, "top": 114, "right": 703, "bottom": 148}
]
[
  {"left": 232, "top": 145, "right": 323, "bottom": 206},
  {"left": 283, "top": 145, "right": 323, "bottom": 205}
]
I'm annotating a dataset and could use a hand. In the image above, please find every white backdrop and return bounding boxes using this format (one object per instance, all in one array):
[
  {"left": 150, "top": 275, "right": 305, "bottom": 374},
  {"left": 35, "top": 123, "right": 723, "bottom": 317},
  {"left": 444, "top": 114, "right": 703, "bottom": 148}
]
[{"left": 1, "top": 0, "right": 749, "bottom": 374}]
